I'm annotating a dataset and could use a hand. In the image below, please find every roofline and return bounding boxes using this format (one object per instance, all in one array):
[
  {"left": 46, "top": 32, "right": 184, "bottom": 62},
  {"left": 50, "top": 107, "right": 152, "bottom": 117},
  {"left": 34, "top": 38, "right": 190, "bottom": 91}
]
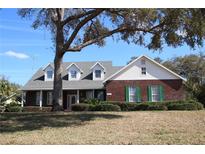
[
  {"left": 103, "top": 55, "right": 186, "bottom": 82},
  {"left": 90, "top": 62, "right": 106, "bottom": 72},
  {"left": 66, "top": 63, "right": 83, "bottom": 73},
  {"left": 42, "top": 63, "right": 54, "bottom": 71}
]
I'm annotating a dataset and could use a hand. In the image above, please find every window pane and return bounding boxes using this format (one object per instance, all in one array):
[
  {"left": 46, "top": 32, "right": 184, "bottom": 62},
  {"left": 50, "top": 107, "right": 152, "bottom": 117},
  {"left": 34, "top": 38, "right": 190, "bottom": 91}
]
[
  {"left": 151, "top": 86, "right": 160, "bottom": 101},
  {"left": 95, "top": 70, "right": 101, "bottom": 78},
  {"left": 129, "top": 87, "right": 136, "bottom": 102},
  {"left": 47, "top": 71, "right": 53, "bottom": 79},
  {"left": 71, "top": 70, "right": 77, "bottom": 78},
  {"left": 141, "top": 67, "right": 146, "bottom": 75}
]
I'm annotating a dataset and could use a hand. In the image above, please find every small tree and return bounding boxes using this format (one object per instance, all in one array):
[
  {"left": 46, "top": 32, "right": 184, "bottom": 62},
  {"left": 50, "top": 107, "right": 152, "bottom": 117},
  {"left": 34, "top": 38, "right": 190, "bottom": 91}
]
[{"left": 18, "top": 8, "right": 205, "bottom": 111}]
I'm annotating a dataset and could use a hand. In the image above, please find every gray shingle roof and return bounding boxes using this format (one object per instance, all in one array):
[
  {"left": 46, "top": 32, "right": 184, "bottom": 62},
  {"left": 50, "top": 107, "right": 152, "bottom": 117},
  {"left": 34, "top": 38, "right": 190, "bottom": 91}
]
[{"left": 22, "top": 61, "right": 122, "bottom": 90}]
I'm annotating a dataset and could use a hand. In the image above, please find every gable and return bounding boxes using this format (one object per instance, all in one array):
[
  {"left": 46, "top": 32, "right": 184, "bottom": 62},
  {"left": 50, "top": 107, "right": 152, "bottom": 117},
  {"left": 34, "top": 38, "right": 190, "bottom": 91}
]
[{"left": 105, "top": 55, "right": 185, "bottom": 81}]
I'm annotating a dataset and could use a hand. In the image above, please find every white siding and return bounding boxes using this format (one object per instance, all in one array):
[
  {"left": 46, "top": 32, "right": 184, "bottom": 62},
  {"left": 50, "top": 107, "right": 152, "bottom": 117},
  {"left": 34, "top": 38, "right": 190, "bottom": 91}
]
[
  {"left": 68, "top": 65, "right": 81, "bottom": 80},
  {"left": 113, "top": 58, "right": 178, "bottom": 80},
  {"left": 92, "top": 64, "right": 105, "bottom": 80}
]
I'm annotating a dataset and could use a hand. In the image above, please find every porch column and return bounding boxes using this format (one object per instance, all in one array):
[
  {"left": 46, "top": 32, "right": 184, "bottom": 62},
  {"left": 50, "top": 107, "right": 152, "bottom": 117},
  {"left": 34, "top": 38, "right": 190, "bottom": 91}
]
[
  {"left": 77, "top": 90, "right": 79, "bottom": 104},
  {"left": 92, "top": 89, "right": 95, "bottom": 99},
  {"left": 39, "top": 90, "right": 42, "bottom": 108},
  {"left": 21, "top": 92, "right": 24, "bottom": 107}
]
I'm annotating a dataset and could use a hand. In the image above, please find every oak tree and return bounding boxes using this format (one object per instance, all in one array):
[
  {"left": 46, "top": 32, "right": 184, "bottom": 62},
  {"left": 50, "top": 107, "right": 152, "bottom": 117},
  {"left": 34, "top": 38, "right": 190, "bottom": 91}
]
[{"left": 18, "top": 8, "right": 205, "bottom": 111}]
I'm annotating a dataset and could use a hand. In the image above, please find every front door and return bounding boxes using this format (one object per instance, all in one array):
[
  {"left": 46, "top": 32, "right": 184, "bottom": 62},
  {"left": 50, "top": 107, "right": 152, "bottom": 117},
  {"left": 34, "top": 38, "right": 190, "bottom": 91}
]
[{"left": 67, "top": 95, "right": 77, "bottom": 109}]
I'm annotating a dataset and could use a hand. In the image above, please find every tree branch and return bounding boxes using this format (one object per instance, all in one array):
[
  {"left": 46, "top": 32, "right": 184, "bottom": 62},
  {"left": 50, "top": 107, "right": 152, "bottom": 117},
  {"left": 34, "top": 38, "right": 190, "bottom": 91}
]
[
  {"left": 62, "top": 9, "right": 97, "bottom": 26},
  {"left": 62, "top": 9, "right": 105, "bottom": 52},
  {"left": 65, "top": 22, "right": 166, "bottom": 52}
]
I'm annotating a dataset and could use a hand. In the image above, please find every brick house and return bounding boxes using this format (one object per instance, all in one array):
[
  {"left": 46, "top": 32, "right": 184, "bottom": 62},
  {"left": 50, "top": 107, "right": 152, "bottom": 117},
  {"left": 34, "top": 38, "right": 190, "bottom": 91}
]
[{"left": 21, "top": 55, "right": 186, "bottom": 109}]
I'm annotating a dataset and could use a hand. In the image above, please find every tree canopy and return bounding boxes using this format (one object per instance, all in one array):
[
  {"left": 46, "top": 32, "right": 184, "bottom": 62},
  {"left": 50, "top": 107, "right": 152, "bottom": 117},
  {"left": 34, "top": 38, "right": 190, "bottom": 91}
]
[{"left": 17, "top": 8, "right": 205, "bottom": 110}]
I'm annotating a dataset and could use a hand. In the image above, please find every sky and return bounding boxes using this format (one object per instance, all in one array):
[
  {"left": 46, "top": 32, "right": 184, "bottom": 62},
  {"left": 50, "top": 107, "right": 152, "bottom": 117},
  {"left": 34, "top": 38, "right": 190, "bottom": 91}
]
[{"left": 0, "top": 8, "right": 204, "bottom": 86}]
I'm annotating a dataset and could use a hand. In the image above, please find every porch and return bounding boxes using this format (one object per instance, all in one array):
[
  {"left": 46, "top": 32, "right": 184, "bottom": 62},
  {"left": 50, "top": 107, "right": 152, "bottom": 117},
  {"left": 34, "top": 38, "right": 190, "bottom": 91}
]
[{"left": 23, "top": 89, "right": 105, "bottom": 109}]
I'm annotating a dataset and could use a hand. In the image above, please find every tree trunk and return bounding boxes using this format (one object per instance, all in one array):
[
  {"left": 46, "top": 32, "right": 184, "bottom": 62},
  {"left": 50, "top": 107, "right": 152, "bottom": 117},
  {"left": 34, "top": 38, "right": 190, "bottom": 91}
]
[{"left": 52, "top": 24, "right": 65, "bottom": 111}]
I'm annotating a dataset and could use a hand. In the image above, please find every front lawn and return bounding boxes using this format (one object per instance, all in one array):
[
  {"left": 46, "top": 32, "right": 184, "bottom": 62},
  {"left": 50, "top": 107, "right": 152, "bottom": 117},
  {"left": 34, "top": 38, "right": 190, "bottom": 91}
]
[{"left": 0, "top": 111, "right": 205, "bottom": 144}]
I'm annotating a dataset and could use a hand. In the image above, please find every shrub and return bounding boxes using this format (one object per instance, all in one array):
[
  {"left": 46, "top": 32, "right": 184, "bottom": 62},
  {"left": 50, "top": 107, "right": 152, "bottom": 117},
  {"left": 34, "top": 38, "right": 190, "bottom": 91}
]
[
  {"left": 167, "top": 103, "right": 198, "bottom": 110},
  {"left": 187, "top": 100, "right": 204, "bottom": 110},
  {"left": 23, "top": 106, "right": 52, "bottom": 112},
  {"left": 147, "top": 104, "right": 168, "bottom": 111},
  {"left": 84, "top": 99, "right": 101, "bottom": 105},
  {"left": 134, "top": 103, "right": 149, "bottom": 111},
  {"left": 107, "top": 101, "right": 128, "bottom": 111},
  {"left": 71, "top": 103, "right": 93, "bottom": 111},
  {"left": 91, "top": 104, "right": 121, "bottom": 111},
  {"left": 6, "top": 102, "right": 22, "bottom": 112}
]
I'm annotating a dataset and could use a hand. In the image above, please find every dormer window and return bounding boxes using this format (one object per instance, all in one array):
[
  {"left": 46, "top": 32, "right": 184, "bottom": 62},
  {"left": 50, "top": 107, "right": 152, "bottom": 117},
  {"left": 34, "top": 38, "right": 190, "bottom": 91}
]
[
  {"left": 90, "top": 62, "right": 105, "bottom": 80},
  {"left": 71, "top": 70, "right": 77, "bottom": 79},
  {"left": 47, "top": 70, "right": 53, "bottom": 79},
  {"left": 43, "top": 63, "right": 54, "bottom": 81},
  {"left": 95, "top": 70, "right": 101, "bottom": 78},
  {"left": 67, "top": 63, "right": 83, "bottom": 81}
]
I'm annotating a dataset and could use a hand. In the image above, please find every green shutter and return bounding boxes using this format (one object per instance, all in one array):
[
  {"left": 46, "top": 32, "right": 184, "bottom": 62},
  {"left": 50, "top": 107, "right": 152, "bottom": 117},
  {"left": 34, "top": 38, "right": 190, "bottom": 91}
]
[
  {"left": 135, "top": 87, "right": 141, "bottom": 102},
  {"left": 147, "top": 86, "right": 152, "bottom": 102},
  {"left": 159, "top": 85, "right": 164, "bottom": 101},
  {"left": 125, "top": 86, "right": 129, "bottom": 102}
]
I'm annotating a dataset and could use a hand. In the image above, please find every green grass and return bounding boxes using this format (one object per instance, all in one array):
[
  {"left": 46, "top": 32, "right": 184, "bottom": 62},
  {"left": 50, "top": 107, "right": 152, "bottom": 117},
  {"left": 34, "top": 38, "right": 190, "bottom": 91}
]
[{"left": 0, "top": 111, "right": 205, "bottom": 144}]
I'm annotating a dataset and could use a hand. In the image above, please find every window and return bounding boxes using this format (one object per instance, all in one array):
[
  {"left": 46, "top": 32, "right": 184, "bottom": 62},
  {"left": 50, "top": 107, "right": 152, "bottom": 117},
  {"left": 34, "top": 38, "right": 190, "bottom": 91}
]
[
  {"left": 141, "top": 67, "right": 146, "bottom": 75},
  {"left": 71, "top": 70, "right": 77, "bottom": 78},
  {"left": 97, "top": 91, "right": 104, "bottom": 101},
  {"left": 47, "top": 70, "right": 53, "bottom": 79},
  {"left": 95, "top": 70, "right": 101, "bottom": 78},
  {"left": 36, "top": 92, "right": 40, "bottom": 105},
  {"left": 86, "top": 91, "right": 93, "bottom": 99},
  {"left": 47, "top": 92, "right": 52, "bottom": 105},
  {"left": 129, "top": 87, "right": 136, "bottom": 102},
  {"left": 151, "top": 86, "right": 160, "bottom": 102}
]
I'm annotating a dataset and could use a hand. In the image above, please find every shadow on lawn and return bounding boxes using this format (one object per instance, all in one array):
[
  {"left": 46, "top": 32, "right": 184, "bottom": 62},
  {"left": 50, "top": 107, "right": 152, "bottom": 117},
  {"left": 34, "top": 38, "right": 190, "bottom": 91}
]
[{"left": 0, "top": 112, "right": 123, "bottom": 133}]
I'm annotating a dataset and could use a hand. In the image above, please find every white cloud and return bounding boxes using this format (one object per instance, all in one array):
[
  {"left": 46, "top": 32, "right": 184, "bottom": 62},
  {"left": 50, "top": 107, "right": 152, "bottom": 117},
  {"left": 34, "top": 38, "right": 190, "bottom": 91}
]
[{"left": 3, "top": 51, "right": 30, "bottom": 59}]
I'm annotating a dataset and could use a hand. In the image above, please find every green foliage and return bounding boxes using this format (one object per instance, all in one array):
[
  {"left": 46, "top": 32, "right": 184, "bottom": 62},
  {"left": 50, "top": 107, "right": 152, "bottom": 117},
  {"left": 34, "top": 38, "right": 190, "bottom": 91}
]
[
  {"left": 107, "top": 100, "right": 203, "bottom": 111},
  {"left": 91, "top": 104, "right": 121, "bottom": 111},
  {"left": 71, "top": 103, "right": 93, "bottom": 111},
  {"left": 83, "top": 99, "right": 101, "bottom": 105},
  {"left": 6, "top": 102, "right": 22, "bottom": 112}
]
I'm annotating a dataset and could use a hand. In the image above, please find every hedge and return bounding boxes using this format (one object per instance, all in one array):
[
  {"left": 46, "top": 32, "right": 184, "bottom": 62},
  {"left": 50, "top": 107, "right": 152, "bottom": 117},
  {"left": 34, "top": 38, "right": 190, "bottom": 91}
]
[
  {"left": 23, "top": 106, "right": 52, "bottom": 112},
  {"left": 91, "top": 104, "right": 121, "bottom": 111},
  {"left": 71, "top": 103, "right": 93, "bottom": 111},
  {"left": 107, "top": 100, "right": 203, "bottom": 111}
]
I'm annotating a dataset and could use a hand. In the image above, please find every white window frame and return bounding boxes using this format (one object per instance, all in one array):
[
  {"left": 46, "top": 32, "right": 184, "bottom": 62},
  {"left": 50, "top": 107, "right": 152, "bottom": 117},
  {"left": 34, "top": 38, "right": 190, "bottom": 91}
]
[
  {"left": 36, "top": 92, "right": 40, "bottom": 105},
  {"left": 141, "top": 67, "right": 146, "bottom": 75},
  {"left": 151, "top": 85, "right": 160, "bottom": 102},
  {"left": 95, "top": 70, "right": 101, "bottom": 78},
  {"left": 129, "top": 87, "right": 136, "bottom": 102},
  {"left": 47, "top": 92, "right": 53, "bottom": 105}
]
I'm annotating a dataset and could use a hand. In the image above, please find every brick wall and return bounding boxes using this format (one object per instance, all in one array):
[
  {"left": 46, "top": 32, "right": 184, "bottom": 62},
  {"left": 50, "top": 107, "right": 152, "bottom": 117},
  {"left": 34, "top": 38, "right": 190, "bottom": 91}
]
[{"left": 105, "top": 79, "right": 184, "bottom": 102}]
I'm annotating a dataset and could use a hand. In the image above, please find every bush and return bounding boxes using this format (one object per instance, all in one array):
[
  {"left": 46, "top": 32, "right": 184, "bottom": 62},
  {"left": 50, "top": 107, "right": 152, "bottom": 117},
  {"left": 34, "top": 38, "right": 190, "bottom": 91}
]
[
  {"left": 167, "top": 103, "right": 197, "bottom": 110},
  {"left": 134, "top": 103, "right": 149, "bottom": 111},
  {"left": 106, "top": 101, "right": 128, "bottom": 111},
  {"left": 71, "top": 103, "right": 93, "bottom": 111},
  {"left": 23, "top": 106, "right": 52, "bottom": 112},
  {"left": 6, "top": 102, "right": 22, "bottom": 112},
  {"left": 147, "top": 104, "right": 168, "bottom": 111},
  {"left": 187, "top": 100, "right": 204, "bottom": 110},
  {"left": 84, "top": 99, "right": 101, "bottom": 105},
  {"left": 91, "top": 104, "right": 121, "bottom": 111}
]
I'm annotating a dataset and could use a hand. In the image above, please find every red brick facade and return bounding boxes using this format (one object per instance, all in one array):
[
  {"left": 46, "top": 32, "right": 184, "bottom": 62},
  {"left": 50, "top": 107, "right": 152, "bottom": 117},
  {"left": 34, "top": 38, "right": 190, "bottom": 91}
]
[{"left": 105, "top": 79, "right": 184, "bottom": 102}]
